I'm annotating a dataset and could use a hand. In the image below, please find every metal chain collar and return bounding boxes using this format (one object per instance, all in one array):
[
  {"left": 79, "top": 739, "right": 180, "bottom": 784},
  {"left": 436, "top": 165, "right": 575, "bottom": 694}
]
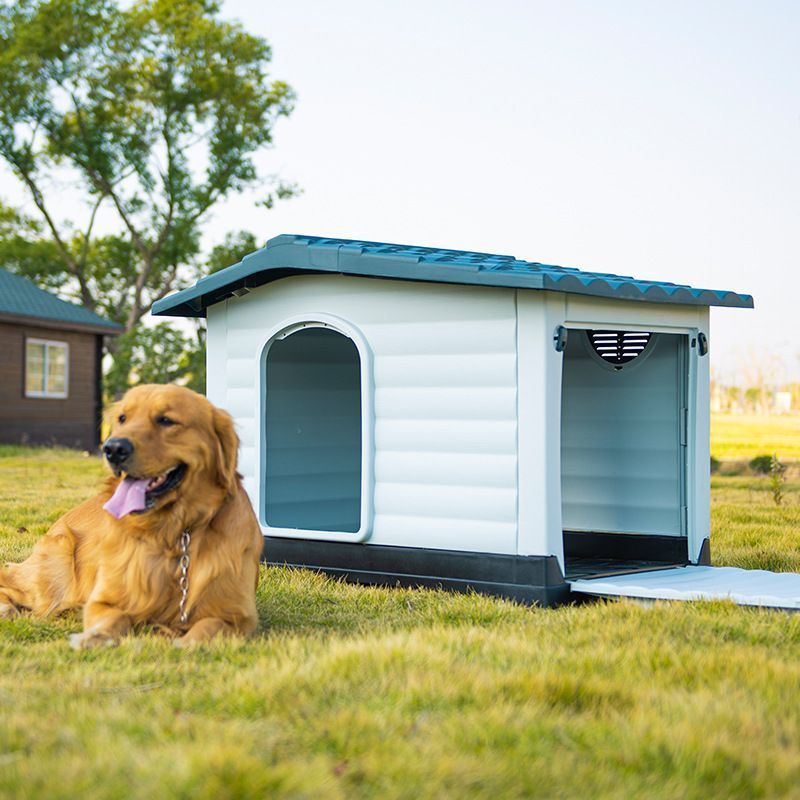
[{"left": 178, "top": 529, "right": 191, "bottom": 624}]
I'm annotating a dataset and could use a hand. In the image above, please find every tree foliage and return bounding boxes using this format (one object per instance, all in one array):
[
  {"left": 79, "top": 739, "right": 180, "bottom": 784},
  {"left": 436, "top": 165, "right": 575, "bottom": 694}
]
[
  {"left": 102, "top": 231, "right": 263, "bottom": 397},
  {"left": 0, "top": 0, "right": 294, "bottom": 391},
  {"left": 207, "top": 230, "right": 262, "bottom": 274},
  {"left": 103, "top": 319, "right": 206, "bottom": 398}
]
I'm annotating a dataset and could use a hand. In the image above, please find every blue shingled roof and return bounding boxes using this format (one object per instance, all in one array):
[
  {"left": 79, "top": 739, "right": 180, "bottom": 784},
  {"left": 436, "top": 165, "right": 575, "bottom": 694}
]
[
  {"left": 151, "top": 234, "right": 754, "bottom": 318},
  {"left": 0, "top": 268, "right": 123, "bottom": 333}
]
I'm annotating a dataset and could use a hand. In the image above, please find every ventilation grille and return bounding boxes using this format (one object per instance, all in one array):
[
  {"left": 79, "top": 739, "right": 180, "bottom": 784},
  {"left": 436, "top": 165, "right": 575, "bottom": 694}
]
[{"left": 588, "top": 330, "right": 652, "bottom": 365}]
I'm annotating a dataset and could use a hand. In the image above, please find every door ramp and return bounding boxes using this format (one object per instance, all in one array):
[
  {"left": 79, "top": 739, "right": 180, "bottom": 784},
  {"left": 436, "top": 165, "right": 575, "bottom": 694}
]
[{"left": 569, "top": 565, "right": 800, "bottom": 610}]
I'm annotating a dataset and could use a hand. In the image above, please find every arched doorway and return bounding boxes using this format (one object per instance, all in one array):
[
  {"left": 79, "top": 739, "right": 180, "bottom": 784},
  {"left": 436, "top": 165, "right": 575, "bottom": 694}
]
[{"left": 264, "top": 326, "right": 362, "bottom": 534}]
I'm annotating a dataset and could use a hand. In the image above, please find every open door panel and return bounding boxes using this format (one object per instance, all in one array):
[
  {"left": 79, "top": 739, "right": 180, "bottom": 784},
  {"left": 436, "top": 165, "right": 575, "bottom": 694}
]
[{"left": 570, "top": 566, "right": 800, "bottom": 610}]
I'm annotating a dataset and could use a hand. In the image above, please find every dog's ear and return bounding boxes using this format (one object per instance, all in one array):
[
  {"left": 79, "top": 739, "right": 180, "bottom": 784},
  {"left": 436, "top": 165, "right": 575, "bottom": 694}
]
[{"left": 212, "top": 407, "right": 239, "bottom": 493}]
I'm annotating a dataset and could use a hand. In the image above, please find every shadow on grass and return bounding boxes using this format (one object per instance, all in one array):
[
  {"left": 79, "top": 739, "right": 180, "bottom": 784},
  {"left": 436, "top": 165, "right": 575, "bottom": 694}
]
[{"left": 254, "top": 565, "right": 532, "bottom": 639}]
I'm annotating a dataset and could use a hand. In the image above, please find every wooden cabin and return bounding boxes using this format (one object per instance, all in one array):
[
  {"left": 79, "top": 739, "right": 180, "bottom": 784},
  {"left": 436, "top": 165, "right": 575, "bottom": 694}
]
[{"left": 0, "top": 268, "right": 121, "bottom": 451}]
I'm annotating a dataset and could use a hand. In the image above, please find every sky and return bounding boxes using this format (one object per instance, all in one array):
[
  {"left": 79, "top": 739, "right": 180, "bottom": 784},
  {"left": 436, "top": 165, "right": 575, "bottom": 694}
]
[
  {"left": 3, "top": 0, "right": 798, "bottom": 382},
  {"left": 216, "top": 0, "right": 800, "bottom": 383}
]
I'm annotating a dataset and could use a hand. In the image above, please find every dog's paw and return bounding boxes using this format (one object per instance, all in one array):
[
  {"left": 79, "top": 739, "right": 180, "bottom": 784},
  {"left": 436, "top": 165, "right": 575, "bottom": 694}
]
[
  {"left": 0, "top": 603, "right": 19, "bottom": 620},
  {"left": 69, "top": 629, "right": 118, "bottom": 651}
]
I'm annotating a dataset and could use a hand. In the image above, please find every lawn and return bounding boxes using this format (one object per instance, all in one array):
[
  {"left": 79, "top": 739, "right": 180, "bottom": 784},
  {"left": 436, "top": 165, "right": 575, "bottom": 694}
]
[
  {"left": 1, "top": 444, "right": 800, "bottom": 798},
  {"left": 711, "top": 413, "right": 800, "bottom": 462}
]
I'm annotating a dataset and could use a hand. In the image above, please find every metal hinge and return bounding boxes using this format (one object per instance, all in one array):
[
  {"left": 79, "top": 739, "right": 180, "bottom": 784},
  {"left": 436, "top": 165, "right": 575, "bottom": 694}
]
[
  {"left": 680, "top": 408, "right": 688, "bottom": 447},
  {"left": 681, "top": 506, "right": 688, "bottom": 534}
]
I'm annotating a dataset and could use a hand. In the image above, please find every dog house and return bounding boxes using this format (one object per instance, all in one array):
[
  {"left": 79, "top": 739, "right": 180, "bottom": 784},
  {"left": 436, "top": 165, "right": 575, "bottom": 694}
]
[{"left": 154, "top": 235, "right": 800, "bottom": 610}]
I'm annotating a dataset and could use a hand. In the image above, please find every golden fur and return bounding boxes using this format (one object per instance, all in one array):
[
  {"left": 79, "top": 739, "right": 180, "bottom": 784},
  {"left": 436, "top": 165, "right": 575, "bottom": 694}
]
[{"left": 0, "top": 384, "right": 263, "bottom": 648}]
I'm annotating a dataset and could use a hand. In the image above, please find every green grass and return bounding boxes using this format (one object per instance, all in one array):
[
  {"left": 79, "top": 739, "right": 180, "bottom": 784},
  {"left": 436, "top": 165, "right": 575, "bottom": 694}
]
[
  {"left": 2, "top": 446, "right": 800, "bottom": 798},
  {"left": 711, "top": 413, "right": 800, "bottom": 461},
  {"left": 712, "top": 475, "right": 800, "bottom": 571}
]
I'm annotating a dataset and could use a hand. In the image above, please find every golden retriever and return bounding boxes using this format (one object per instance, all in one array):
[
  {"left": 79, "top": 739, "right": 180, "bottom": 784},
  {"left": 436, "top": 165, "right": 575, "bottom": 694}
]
[{"left": 0, "top": 384, "right": 263, "bottom": 648}]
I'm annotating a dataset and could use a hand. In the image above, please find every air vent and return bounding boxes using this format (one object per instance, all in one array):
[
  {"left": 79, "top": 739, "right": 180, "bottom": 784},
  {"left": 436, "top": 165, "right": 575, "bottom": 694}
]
[{"left": 588, "top": 330, "right": 652, "bottom": 365}]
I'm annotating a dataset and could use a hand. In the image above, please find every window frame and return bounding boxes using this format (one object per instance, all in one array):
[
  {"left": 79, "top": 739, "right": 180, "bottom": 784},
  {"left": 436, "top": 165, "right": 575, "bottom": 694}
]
[
  {"left": 255, "top": 314, "right": 374, "bottom": 543},
  {"left": 24, "top": 337, "right": 70, "bottom": 399}
]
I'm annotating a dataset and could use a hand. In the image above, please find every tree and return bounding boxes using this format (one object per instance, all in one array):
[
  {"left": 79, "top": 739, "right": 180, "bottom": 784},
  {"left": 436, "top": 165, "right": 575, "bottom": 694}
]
[
  {"left": 0, "top": 0, "right": 295, "bottom": 389},
  {"left": 105, "top": 322, "right": 200, "bottom": 397},
  {"left": 207, "top": 230, "right": 262, "bottom": 274},
  {"left": 105, "top": 230, "right": 266, "bottom": 397}
]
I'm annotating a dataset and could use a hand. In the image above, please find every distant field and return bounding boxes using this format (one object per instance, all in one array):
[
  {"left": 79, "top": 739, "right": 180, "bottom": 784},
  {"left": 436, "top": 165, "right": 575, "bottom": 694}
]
[{"left": 711, "top": 413, "right": 800, "bottom": 461}]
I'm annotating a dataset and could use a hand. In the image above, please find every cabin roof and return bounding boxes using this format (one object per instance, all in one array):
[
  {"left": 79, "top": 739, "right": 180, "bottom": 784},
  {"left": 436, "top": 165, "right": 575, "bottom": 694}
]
[
  {"left": 0, "top": 268, "right": 123, "bottom": 334},
  {"left": 152, "top": 234, "right": 754, "bottom": 318}
]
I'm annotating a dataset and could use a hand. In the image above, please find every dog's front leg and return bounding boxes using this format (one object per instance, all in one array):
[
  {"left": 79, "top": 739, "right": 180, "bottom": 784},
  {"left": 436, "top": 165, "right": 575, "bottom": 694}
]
[
  {"left": 174, "top": 616, "right": 245, "bottom": 647},
  {"left": 69, "top": 600, "right": 132, "bottom": 650}
]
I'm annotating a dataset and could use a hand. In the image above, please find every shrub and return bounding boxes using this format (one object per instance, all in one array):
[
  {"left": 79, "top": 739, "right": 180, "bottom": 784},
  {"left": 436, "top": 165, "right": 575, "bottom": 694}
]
[
  {"left": 710, "top": 456, "right": 721, "bottom": 474},
  {"left": 749, "top": 455, "right": 773, "bottom": 475},
  {"left": 770, "top": 454, "right": 787, "bottom": 506}
]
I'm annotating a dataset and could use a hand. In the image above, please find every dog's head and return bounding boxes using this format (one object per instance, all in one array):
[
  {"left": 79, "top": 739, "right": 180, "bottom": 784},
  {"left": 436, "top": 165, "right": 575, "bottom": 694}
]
[{"left": 101, "top": 384, "right": 238, "bottom": 518}]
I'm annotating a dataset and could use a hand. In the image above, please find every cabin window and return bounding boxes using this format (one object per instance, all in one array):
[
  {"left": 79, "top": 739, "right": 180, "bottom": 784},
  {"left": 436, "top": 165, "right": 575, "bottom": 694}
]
[
  {"left": 264, "top": 326, "right": 363, "bottom": 534},
  {"left": 25, "top": 339, "right": 69, "bottom": 399}
]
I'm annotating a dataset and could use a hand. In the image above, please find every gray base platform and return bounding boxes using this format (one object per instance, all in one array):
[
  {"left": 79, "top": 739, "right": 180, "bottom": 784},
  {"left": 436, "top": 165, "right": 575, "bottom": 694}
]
[{"left": 263, "top": 537, "right": 572, "bottom": 607}]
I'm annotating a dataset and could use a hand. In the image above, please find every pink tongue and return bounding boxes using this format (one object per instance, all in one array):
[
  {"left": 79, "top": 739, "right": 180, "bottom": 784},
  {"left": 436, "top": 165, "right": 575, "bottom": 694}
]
[{"left": 103, "top": 476, "right": 150, "bottom": 519}]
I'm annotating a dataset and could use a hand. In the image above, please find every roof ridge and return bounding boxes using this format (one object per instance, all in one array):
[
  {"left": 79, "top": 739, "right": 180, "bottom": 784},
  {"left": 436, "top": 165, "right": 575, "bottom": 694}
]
[{"left": 283, "top": 233, "right": 518, "bottom": 260}]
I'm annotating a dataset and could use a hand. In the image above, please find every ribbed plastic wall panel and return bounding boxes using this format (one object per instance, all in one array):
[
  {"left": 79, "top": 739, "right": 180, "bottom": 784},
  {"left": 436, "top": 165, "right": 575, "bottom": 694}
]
[
  {"left": 561, "top": 332, "right": 685, "bottom": 536},
  {"left": 210, "top": 275, "right": 519, "bottom": 554}
]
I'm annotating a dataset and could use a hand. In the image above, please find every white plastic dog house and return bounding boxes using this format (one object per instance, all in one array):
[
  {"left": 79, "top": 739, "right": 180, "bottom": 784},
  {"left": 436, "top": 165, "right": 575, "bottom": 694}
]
[{"left": 154, "top": 235, "right": 800, "bottom": 609}]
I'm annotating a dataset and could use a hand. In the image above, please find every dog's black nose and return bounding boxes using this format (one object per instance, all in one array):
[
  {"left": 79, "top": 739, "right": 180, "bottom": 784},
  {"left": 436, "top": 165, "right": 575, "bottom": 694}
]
[{"left": 103, "top": 437, "right": 134, "bottom": 466}]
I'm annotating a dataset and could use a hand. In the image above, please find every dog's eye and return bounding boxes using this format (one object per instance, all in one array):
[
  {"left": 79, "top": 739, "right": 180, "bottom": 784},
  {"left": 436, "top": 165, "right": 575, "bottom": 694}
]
[
  {"left": 118, "top": 414, "right": 126, "bottom": 424},
  {"left": 156, "top": 415, "right": 176, "bottom": 427}
]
